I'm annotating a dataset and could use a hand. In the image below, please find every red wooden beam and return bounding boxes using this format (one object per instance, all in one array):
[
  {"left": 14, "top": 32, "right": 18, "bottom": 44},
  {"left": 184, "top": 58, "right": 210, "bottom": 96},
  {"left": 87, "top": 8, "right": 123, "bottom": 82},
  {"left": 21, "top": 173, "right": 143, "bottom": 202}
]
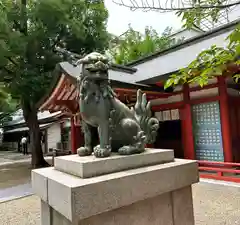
[
  {"left": 189, "top": 83, "right": 218, "bottom": 92},
  {"left": 40, "top": 75, "right": 67, "bottom": 110},
  {"left": 181, "top": 84, "right": 195, "bottom": 160},
  {"left": 198, "top": 160, "right": 240, "bottom": 167},
  {"left": 154, "top": 82, "right": 219, "bottom": 97},
  {"left": 229, "top": 96, "right": 240, "bottom": 104},
  {"left": 61, "top": 84, "right": 77, "bottom": 101},
  {"left": 70, "top": 117, "right": 77, "bottom": 154},
  {"left": 189, "top": 96, "right": 221, "bottom": 105},
  {"left": 199, "top": 166, "right": 240, "bottom": 174},
  {"left": 218, "top": 76, "right": 233, "bottom": 162}
]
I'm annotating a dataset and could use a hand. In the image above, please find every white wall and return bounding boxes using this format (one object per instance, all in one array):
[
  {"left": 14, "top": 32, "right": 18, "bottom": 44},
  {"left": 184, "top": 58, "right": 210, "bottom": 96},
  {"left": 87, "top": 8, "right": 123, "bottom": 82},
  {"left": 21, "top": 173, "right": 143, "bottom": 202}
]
[
  {"left": 171, "top": 29, "right": 202, "bottom": 40},
  {"left": 150, "top": 94, "right": 183, "bottom": 105},
  {"left": 47, "top": 123, "right": 61, "bottom": 150},
  {"left": 227, "top": 6, "right": 240, "bottom": 24}
]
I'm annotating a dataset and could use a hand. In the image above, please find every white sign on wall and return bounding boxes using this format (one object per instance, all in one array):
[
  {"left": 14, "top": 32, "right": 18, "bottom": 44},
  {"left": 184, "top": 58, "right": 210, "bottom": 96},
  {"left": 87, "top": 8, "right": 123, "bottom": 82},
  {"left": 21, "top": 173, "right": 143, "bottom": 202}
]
[
  {"left": 155, "top": 111, "right": 163, "bottom": 121},
  {"left": 163, "top": 110, "right": 171, "bottom": 121},
  {"left": 171, "top": 109, "right": 180, "bottom": 120},
  {"left": 155, "top": 109, "right": 180, "bottom": 121}
]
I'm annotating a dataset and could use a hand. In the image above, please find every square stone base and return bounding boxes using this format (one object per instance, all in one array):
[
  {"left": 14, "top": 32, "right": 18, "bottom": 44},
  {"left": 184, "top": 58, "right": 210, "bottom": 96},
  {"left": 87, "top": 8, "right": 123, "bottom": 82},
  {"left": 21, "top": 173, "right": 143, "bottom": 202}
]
[
  {"left": 44, "top": 186, "right": 194, "bottom": 225},
  {"left": 32, "top": 150, "right": 199, "bottom": 225}
]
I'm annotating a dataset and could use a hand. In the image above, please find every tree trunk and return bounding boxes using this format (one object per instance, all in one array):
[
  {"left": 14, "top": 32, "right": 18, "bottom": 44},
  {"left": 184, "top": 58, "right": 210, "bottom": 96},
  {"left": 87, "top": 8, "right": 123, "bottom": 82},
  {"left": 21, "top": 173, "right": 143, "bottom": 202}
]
[
  {"left": 23, "top": 105, "right": 49, "bottom": 168},
  {"left": 19, "top": 0, "right": 48, "bottom": 168}
]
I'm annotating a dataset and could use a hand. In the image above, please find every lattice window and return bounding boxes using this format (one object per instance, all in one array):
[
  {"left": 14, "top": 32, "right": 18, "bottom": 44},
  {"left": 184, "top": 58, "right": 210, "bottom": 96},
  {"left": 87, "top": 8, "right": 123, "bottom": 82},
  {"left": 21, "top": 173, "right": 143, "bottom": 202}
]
[{"left": 192, "top": 102, "right": 224, "bottom": 161}]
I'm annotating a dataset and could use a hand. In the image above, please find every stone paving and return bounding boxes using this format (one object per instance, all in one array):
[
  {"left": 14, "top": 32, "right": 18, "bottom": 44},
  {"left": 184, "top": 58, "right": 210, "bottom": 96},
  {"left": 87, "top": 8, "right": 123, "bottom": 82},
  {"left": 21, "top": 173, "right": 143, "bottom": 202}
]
[
  {"left": 0, "top": 151, "right": 31, "bottom": 164},
  {"left": 0, "top": 152, "right": 51, "bottom": 202},
  {"left": 0, "top": 183, "right": 32, "bottom": 203},
  {"left": 0, "top": 181, "right": 239, "bottom": 225}
]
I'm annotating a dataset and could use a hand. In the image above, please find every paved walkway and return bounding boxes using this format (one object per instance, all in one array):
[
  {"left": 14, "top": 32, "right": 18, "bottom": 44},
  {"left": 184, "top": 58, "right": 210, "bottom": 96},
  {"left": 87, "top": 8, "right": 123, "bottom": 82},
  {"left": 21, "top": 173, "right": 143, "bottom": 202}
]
[
  {"left": 0, "top": 151, "right": 51, "bottom": 168},
  {"left": 0, "top": 183, "right": 32, "bottom": 203},
  {"left": 0, "top": 151, "right": 51, "bottom": 200},
  {"left": 0, "top": 151, "right": 31, "bottom": 164}
]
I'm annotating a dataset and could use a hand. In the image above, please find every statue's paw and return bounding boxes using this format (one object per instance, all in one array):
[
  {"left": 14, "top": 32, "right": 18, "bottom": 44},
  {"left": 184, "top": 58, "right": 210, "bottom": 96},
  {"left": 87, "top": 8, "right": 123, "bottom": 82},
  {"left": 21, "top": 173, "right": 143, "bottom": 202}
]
[
  {"left": 77, "top": 146, "right": 92, "bottom": 156},
  {"left": 118, "top": 145, "right": 145, "bottom": 155},
  {"left": 94, "top": 145, "right": 111, "bottom": 158}
]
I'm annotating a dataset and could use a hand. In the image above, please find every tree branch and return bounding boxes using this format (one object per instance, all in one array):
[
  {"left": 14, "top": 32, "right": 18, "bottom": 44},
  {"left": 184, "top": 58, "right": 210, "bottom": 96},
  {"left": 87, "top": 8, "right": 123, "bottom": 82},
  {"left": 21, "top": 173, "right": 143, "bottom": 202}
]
[
  {"left": 113, "top": 0, "right": 240, "bottom": 12},
  {"left": 5, "top": 56, "right": 18, "bottom": 66},
  {"left": 20, "top": 0, "right": 28, "bottom": 35}
]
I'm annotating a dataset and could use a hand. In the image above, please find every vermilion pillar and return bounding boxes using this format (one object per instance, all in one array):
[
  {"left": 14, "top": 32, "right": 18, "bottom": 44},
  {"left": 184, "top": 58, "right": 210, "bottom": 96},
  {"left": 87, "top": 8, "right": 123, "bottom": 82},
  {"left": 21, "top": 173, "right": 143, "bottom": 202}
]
[
  {"left": 218, "top": 77, "right": 233, "bottom": 162},
  {"left": 181, "top": 84, "right": 195, "bottom": 159},
  {"left": 70, "top": 117, "right": 77, "bottom": 154}
]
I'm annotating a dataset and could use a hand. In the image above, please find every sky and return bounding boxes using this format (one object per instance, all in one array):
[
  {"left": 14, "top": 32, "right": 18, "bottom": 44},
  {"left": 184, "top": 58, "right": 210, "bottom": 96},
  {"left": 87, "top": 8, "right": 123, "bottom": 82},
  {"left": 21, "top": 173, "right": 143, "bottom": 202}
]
[{"left": 105, "top": 1, "right": 183, "bottom": 36}]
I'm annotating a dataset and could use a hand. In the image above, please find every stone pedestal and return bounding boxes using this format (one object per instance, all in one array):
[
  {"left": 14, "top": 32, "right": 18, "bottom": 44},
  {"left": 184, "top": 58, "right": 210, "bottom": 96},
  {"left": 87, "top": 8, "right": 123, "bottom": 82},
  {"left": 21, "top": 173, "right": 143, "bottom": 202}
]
[{"left": 32, "top": 149, "right": 199, "bottom": 225}]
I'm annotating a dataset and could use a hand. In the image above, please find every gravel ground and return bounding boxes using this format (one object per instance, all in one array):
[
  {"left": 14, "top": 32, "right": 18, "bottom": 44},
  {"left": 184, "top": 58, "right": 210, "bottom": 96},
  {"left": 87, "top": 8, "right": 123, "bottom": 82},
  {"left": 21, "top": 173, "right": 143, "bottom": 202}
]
[
  {"left": 0, "top": 195, "right": 40, "bottom": 225},
  {"left": 0, "top": 181, "right": 239, "bottom": 225},
  {"left": 193, "top": 182, "right": 240, "bottom": 225}
]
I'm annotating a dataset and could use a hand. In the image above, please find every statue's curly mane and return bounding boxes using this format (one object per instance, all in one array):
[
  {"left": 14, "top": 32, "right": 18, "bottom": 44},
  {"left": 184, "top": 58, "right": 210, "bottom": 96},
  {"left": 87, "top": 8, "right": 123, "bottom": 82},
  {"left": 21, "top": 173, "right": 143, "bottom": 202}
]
[{"left": 80, "top": 76, "right": 116, "bottom": 105}]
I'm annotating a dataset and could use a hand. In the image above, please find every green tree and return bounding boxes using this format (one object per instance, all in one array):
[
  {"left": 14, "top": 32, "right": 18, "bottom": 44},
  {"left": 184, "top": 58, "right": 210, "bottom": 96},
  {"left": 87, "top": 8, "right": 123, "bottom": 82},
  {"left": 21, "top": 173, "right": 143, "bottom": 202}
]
[
  {"left": 0, "top": 83, "right": 18, "bottom": 126},
  {"left": 113, "top": 0, "right": 240, "bottom": 88},
  {"left": 0, "top": 83, "right": 17, "bottom": 113},
  {"left": 0, "top": 0, "right": 108, "bottom": 168},
  {"left": 108, "top": 26, "right": 184, "bottom": 65}
]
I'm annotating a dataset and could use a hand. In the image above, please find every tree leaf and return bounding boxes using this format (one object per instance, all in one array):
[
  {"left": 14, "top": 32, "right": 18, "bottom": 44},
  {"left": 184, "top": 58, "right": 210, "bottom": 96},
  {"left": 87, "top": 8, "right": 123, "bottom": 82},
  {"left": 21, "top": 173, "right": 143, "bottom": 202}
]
[{"left": 164, "top": 78, "right": 175, "bottom": 89}]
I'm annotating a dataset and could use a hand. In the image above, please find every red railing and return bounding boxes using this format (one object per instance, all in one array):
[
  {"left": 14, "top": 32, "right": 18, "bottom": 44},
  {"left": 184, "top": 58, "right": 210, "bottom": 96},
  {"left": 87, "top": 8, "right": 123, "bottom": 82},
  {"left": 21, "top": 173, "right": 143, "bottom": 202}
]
[{"left": 198, "top": 160, "right": 240, "bottom": 183}]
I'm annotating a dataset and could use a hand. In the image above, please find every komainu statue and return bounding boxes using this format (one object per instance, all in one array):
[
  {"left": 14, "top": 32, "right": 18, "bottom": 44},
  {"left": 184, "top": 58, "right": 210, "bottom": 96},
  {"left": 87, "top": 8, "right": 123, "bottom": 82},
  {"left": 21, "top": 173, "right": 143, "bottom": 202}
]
[{"left": 75, "top": 52, "right": 159, "bottom": 158}]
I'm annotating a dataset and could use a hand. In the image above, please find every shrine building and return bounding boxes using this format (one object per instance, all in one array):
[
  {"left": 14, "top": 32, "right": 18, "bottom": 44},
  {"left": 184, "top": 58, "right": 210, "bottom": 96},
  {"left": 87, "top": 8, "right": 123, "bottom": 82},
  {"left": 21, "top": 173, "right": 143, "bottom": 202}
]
[{"left": 39, "top": 19, "right": 240, "bottom": 163}]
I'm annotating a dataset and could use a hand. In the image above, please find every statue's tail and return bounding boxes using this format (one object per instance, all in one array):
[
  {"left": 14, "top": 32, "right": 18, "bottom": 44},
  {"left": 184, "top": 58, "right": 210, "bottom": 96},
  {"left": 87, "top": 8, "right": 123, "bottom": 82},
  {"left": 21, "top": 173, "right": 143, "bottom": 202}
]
[{"left": 131, "top": 90, "right": 159, "bottom": 144}]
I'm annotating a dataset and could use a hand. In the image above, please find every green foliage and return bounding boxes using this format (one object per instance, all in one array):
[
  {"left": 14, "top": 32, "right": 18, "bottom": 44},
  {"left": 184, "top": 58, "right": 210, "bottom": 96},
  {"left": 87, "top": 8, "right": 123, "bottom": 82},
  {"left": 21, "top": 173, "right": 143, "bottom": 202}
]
[
  {"left": 0, "top": 83, "right": 17, "bottom": 113},
  {"left": 108, "top": 26, "right": 184, "bottom": 65},
  {"left": 176, "top": 0, "right": 232, "bottom": 29},
  {"left": 165, "top": 13, "right": 240, "bottom": 89},
  {"left": 0, "top": 0, "right": 109, "bottom": 106}
]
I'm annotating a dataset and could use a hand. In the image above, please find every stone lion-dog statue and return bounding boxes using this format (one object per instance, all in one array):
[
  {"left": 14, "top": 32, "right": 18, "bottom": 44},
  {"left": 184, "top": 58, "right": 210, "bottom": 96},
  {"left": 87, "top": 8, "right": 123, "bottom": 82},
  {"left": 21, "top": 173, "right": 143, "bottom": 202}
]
[{"left": 74, "top": 52, "right": 159, "bottom": 158}]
